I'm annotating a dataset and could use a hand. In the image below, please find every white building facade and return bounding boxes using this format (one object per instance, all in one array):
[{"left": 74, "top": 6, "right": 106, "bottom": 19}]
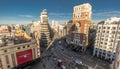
[
  {"left": 30, "top": 9, "right": 51, "bottom": 47},
  {"left": 40, "top": 9, "right": 50, "bottom": 46},
  {"left": 30, "top": 21, "right": 41, "bottom": 34},
  {"left": 51, "top": 20, "right": 59, "bottom": 32},
  {"left": 93, "top": 17, "right": 120, "bottom": 60},
  {"left": 113, "top": 41, "right": 120, "bottom": 69},
  {"left": 0, "top": 41, "right": 40, "bottom": 69}
]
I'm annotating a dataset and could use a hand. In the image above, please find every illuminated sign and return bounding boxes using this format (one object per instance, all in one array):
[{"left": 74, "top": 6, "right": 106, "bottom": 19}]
[{"left": 16, "top": 49, "right": 33, "bottom": 65}]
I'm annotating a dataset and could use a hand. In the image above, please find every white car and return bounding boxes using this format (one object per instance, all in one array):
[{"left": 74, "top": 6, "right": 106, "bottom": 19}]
[
  {"left": 59, "top": 41, "right": 61, "bottom": 44},
  {"left": 75, "top": 59, "right": 82, "bottom": 65},
  {"left": 61, "top": 65, "right": 66, "bottom": 69}
]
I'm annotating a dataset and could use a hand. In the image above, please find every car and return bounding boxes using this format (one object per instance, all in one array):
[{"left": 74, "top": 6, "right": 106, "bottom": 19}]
[
  {"left": 75, "top": 59, "right": 82, "bottom": 65},
  {"left": 57, "top": 59, "right": 63, "bottom": 67},
  {"left": 61, "top": 65, "right": 66, "bottom": 69},
  {"left": 61, "top": 48, "right": 64, "bottom": 51},
  {"left": 59, "top": 41, "right": 61, "bottom": 44}
]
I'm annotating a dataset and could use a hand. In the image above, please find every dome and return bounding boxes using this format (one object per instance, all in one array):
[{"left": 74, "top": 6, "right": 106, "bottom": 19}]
[{"left": 41, "top": 9, "right": 48, "bottom": 15}]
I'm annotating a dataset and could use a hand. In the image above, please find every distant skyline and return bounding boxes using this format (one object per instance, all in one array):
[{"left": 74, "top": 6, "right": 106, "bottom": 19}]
[{"left": 0, "top": 0, "right": 120, "bottom": 24}]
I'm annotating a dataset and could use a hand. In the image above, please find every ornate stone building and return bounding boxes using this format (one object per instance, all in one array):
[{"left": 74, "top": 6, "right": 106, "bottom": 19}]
[
  {"left": 30, "top": 9, "right": 51, "bottom": 47},
  {"left": 110, "top": 41, "right": 120, "bottom": 69},
  {"left": 40, "top": 9, "right": 50, "bottom": 47},
  {"left": 113, "top": 41, "right": 120, "bottom": 69},
  {"left": 71, "top": 3, "right": 92, "bottom": 51},
  {"left": 0, "top": 40, "right": 40, "bottom": 69}
]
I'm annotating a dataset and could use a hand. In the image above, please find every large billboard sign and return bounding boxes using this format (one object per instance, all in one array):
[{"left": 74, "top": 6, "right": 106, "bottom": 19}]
[{"left": 16, "top": 49, "right": 33, "bottom": 65}]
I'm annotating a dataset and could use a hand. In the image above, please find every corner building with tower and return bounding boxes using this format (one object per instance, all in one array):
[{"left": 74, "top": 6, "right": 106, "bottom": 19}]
[
  {"left": 40, "top": 9, "right": 51, "bottom": 47},
  {"left": 70, "top": 3, "right": 92, "bottom": 51}
]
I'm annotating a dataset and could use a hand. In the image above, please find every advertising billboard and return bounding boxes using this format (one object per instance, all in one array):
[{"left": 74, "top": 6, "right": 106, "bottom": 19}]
[{"left": 16, "top": 49, "right": 33, "bottom": 65}]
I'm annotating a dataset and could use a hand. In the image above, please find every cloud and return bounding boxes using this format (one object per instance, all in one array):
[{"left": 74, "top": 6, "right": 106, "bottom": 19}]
[
  {"left": 0, "top": 20, "right": 31, "bottom": 24},
  {"left": 18, "top": 14, "right": 33, "bottom": 18},
  {"left": 93, "top": 10, "right": 120, "bottom": 17},
  {"left": 92, "top": 10, "right": 120, "bottom": 22},
  {"left": 49, "top": 12, "right": 72, "bottom": 16},
  {"left": 0, "top": 16, "right": 34, "bottom": 24},
  {"left": 49, "top": 12, "right": 72, "bottom": 21}
]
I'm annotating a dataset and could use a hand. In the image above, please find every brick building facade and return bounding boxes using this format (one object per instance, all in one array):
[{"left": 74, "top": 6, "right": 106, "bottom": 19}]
[{"left": 71, "top": 3, "right": 92, "bottom": 51}]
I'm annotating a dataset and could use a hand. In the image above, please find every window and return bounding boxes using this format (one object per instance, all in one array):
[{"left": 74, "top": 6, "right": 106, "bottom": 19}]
[
  {"left": 7, "top": 65, "right": 10, "bottom": 68},
  {"left": 112, "top": 27, "right": 116, "bottom": 30},
  {"left": 84, "top": 30, "right": 87, "bottom": 33},
  {"left": 17, "top": 47, "right": 20, "bottom": 49},
  {"left": 0, "top": 59, "right": 2, "bottom": 67},
  {"left": 103, "top": 31, "right": 105, "bottom": 33},
  {"left": 118, "top": 36, "right": 120, "bottom": 39},
  {"left": 4, "top": 50, "right": 7, "bottom": 52},
  {"left": 5, "top": 55, "right": 9, "bottom": 64},
  {"left": 112, "top": 31, "right": 115, "bottom": 34},
  {"left": 23, "top": 46, "right": 25, "bottom": 48},
  {"left": 75, "top": 34, "right": 79, "bottom": 38},
  {"left": 105, "top": 43, "right": 107, "bottom": 45},
  {"left": 98, "top": 30, "right": 100, "bottom": 32},
  {"left": 27, "top": 45, "right": 30, "bottom": 47},
  {"left": 118, "top": 31, "right": 120, "bottom": 35},
  {"left": 74, "top": 14, "right": 75, "bottom": 18},
  {"left": 99, "top": 27, "right": 101, "bottom": 29},
  {"left": 11, "top": 54, "right": 16, "bottom": 66},
  {"left": 101, "top": 42, "right": 103, "bottom": 44},
  {"left": 76, "top": 16, "right": 77, "bottom": 18},
  {"left": 103, "top": 46, "right": 106, "bottom": 49},
  {"left": 109, "top": 47, "right": 113, "bottom": 49},
  {"left": 85, "top": 24, "right": 87, "bottom": 26},
  {"left": 107, "top": 27, "right": 110, "bottom": 29},
  {"left": 111, "top": 39, "right": 113, "bottom": 42},
  {"left": 33, "top": 48, "right": 36, "bottom": 59},
  {"left": 117, "top": 61, "right": 119, "bottom": 68},
  {"left": 105, "top": 39, "right": 108, "bottom": 41},
  {"left": 103, "top": 27, "right": 106, "bottom": 29}
]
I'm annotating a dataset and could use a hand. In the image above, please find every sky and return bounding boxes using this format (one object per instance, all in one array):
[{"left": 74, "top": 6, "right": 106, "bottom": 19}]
[{"left": 0, "top": 0, "right": 120, "bottom": 24}]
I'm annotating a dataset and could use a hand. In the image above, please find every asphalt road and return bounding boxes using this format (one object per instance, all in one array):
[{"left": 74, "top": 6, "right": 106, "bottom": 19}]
[
  {"left": 29, "top": 30, "right": 109, "bottom": 69},
  {"left": 29, "top": 39, "right": 88, "bottom": 69}
]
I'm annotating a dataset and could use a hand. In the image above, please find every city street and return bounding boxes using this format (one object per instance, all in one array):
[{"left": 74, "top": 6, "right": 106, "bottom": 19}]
[
  {"left": 29, "top": 38, "right": 86, "bottom": 69},
  {"left": 26, "top": 29, "right": 109, "bottom": 69},
  {"left": 28, "top": 37, "right": 110, "bottom": 69}
]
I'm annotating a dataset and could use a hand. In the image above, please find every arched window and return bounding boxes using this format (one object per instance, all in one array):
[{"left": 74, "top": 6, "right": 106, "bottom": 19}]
[{"left": 117, "top": 61, "right": 119, "bottom": 68}]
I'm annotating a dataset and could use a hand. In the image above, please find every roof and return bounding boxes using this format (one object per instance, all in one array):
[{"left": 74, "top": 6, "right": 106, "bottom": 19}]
[
  {"left": 98, "top": 17, "right": 120, "bottom": 25},
  {"left": 74, "top": 3, "right": 92, "bottom": 8},
  {"left": 105, "top": 17, "right": 120, "bottom": 24},
  {"left": 0, "top": 40, "right": 35, "bottom": 50}
]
